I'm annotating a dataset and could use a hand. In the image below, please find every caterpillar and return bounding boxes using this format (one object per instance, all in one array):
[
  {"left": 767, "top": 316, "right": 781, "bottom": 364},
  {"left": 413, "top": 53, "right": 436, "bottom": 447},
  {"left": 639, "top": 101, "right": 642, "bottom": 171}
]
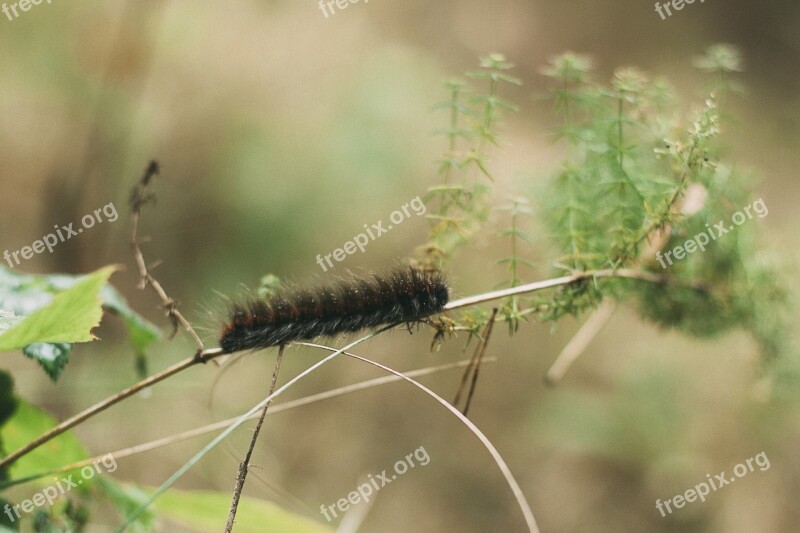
[{"left": 219, "top": 266, "right": 449, "bottom": 353}]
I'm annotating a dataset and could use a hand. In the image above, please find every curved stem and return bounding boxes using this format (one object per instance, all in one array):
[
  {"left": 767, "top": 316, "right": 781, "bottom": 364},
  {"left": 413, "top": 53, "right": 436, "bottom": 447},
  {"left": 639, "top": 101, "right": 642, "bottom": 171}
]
[
  {"left": 300, "top": 342, "right": 541, "bottom": 533},
  {"left": 0, "top": 358, "right": 494, "bottom": 490},
  {"left": 0, "top": 268, "right": 700, "bottom": 471},
  {"left": 445, "top": 267, "right": 702, "bottom": 311},
  {"left": 0, "top": 355, "right": 200, "bottom": 470},
  {"left": 115, "top": 328, "right": 390, "bottom": 532}
]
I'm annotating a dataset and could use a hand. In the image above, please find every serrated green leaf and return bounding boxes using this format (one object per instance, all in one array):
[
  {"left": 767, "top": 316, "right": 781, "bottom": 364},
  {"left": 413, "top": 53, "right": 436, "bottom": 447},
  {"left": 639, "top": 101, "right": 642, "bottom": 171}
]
[
  {"left": 21, "top": 344, "right": 71, "bottom": 382},
  {"left": 0, "top": 266, "right": 117, "bottom": 352},
  {"left": 154, "top": 490, "right": 334, "bottom": 533},
  {"left": 0, "top": 266, "right": 161, "bottom": 368}
]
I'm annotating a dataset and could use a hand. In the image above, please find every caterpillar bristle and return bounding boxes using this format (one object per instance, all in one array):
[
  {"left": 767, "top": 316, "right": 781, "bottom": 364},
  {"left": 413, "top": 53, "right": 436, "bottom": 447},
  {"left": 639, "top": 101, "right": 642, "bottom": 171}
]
[{"left": 219, "top": 266, "right": 449, "bottom": 353}]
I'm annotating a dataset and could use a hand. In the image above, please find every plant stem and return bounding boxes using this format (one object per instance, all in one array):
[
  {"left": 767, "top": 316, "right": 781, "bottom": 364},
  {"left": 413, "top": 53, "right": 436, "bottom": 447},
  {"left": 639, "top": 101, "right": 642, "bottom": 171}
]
[
  {"left": 0, "top": 358, "right": 495, "bottom": 491},
  {"left": 0, "top": 268, "right": 703, "bottom": 471},
  {"left": 225, "top": 346, "right": 284, "bottom": 532},
  {"left": 302, "top": 343, "right": 541, "bottom": 533},
  {"left": 445, "top": 267, "right": 703, "bottom": 311}
]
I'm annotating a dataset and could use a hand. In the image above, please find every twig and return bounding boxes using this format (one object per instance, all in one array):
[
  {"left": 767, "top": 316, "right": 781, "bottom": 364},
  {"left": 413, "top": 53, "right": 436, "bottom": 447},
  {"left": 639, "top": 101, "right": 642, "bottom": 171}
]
[
  {"left": 115, "top": 330, "right": 392, "bottom": 532},
  {"left": 628, "top": 140, "right": 700, "bottom": 256},
  {"left": 549, "top": 185, "right": 700, "bottom": 383},
  {"left": 0, "top": 358, "right": 495, "bottom": 490},
  {"left": 300, "top": 342, "right": 541, "bottom": 533},
  {"left": 444, "top": 267, "right": 705, "bottom": 311},
  {"left": 219, "top": 443, "right": 309, "bottom": 516},
  {"left": 462, "top": 308, "right": 497, "bottom": 416},
  {"left": 453, "top": 308, "right": 498, "bottom": 415},
  {"left": 129, "top": 160, "right": 204, "bottom": 352},
  {"left": 545, "top": 299, "right": 616, "bottom": 386},
  {"left": 453, "top": 347, "right": 480, "bottom": 409},
  {"left": 225, "top": 346, "right": 284, "bottom": 532},
  {"left": 0, "top": 267, "right": 695, "bottom": 471},
  {"left": 0, "top": 267, "right": 701, "bottom": 471},
  {"left": 0, "top": 354, "right": 210, "bottom": 471}
]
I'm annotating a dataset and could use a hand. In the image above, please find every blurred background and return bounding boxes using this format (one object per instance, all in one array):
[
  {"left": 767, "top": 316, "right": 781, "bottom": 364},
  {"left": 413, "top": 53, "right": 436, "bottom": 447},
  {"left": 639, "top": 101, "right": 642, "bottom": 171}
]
[{"left": 1, "top": 0, "right": 799, "bottom": 531}]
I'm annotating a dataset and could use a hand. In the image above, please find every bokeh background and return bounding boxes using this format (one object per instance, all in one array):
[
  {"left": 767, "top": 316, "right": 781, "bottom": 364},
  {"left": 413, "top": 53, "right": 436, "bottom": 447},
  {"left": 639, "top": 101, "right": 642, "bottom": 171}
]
[{"left": 1, "top": 0, "right": 799, "bottom": 531}]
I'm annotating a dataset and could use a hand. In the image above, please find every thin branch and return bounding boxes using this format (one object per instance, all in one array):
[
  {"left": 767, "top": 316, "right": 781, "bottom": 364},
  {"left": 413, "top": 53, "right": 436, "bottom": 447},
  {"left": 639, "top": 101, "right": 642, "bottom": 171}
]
[
  {"left": 453, "top": 307, "right": 498, "bottom": 414},
  {"left": 115, "top": 329, "right": 392, "bottom": 532},
  {"left": 628, "top": 140, "right": 700, "bottom": 254},
  {"left": 218, "top": 442, "right": 310, "bottom": 516},
  {"left": 0, "top": 267, "right": 701, "bottom": 471},
  {"left": 300, "top": 342, "right": 541, "bottom": 533},
  {"left": 0, "top": 358, "right": 495, "bottom": 490},
  {"left": 462, "top": 308, "right": 498, "bottom": 416},
  {"left": 548, "top": 185, "right": 702, "bottom": 382},
  {"left": 444, "top": 267, "right": 706, "bottom": 311},
  {"left": 0, "top": 354, "right": 205, "bottom": 471},
  {"left": 545, "top": 300, "right": 616, "bottom": 386},
  {"left": 225, "top": 346, "right": 284, "bottom": 532},
  {"left": 129, "top": 160, "right": 204, "bottom": 351},
  {"left": 453, "top": 344, "right": 481, "bottom": 408}
]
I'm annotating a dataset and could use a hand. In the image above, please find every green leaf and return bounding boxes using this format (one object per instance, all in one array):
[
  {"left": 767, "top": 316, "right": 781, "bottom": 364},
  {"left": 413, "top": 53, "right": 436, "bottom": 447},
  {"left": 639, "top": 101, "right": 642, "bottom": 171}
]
[
  {"left": 0, "top": 266, "right": 161, "bottom": 376},
  {"left": 153, "top": 490, "right": 333, "bottom": 533},
  {"left": 0, "top": 266, "right": 116, "bottom": 351},
  {"left": 21, "top": 344, "right": 71, "bottom": 382},
  {"left": 1, "top": 401, "right": 89, "bottom": 481},
  {"left": 0, "top": 395, "right": 148, "bottom": 530}
]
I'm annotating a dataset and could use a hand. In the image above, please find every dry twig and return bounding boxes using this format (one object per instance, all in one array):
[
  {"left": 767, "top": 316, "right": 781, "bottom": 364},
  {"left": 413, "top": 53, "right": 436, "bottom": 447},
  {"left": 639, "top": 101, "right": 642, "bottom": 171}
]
[
  {"left": 0, "top": 266, "right": 702, "bottom": 471},
  {"left": 129, "top": 160, "right": 204, "bottom": 352},
  {"left": 453, "top": 307, "right": 498, "bottom": 415},
  {"left": 225, "top": 346, "right": 284, "bottom": 532}
]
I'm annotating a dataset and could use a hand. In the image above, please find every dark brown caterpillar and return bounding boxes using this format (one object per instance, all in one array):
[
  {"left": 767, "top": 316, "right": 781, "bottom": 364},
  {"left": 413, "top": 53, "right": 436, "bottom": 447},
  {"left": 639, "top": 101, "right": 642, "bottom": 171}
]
[{"left": 219, "top": 266, "right": 449, "bottom": 353}]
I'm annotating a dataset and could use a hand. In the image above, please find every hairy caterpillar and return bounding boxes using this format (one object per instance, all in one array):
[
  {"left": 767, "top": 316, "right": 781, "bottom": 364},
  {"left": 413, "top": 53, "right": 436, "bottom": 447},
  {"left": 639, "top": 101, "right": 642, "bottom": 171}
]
[{"left": 219, "top": 266, "right": 449, "bottom": 353}]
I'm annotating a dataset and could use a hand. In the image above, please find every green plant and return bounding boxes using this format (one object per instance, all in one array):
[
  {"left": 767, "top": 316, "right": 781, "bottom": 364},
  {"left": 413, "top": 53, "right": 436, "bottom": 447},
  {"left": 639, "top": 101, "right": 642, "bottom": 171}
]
[
  {"left": 418, "top": 54, "right": 520, "bottom": 271},
  {"left": 426, "top": 47, "right": 789, "bottom": 366},
  {"left": 0, "top": 46, "right": 791, "bottom": 532}
]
